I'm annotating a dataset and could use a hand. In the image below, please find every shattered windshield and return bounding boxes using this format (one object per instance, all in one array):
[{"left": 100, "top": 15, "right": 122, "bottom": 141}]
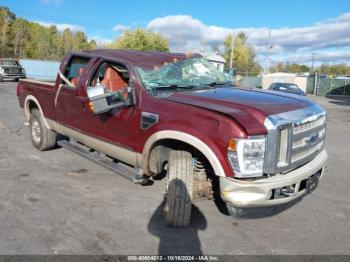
[{"left": 136, "top": 57, "right": 231, "bottom": 92}]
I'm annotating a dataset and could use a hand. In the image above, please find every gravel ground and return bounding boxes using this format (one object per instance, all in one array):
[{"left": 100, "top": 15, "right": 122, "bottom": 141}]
[{"left": 0, "top": 82, "right": 349, "bottom": 255}]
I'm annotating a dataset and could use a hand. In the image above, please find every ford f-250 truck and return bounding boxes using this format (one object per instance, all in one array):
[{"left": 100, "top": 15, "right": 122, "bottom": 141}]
[{"left": 17, "top": 49, "right": 328, "bottom": 227}]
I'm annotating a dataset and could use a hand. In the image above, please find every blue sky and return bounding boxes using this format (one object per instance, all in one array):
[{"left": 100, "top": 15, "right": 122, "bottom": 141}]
[{"left": 1, "top": 0, "right": 350, "bottom": 65}]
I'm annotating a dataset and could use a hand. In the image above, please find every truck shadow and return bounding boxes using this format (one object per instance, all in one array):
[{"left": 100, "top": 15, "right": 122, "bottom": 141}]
[{"left": 147, "top": 198, "right": 207, "bottom": 255}]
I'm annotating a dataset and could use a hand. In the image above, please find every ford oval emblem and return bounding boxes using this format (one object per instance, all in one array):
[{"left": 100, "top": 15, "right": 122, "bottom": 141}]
[{"left": 305, "top": 132, "right": 319, "bottom": 144}]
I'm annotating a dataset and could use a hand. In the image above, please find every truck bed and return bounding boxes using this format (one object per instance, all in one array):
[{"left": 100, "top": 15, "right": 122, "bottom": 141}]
[{"left": 17, "top": 78, "right": 57, "bottom": 121}]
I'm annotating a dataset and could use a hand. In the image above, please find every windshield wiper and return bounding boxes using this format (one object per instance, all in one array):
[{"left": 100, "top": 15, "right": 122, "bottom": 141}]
[
  {"left": 202, "top": 81, "right": 232, "bottom": 87},
  {"left": 153, "top": 84, "right": 195, "bottom": 90},
  {"left": 206, "top": 81, "right": 230, "bottom": 86}
]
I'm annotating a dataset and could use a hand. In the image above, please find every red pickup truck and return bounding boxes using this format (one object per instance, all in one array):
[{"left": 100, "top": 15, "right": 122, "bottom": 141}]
[{"left": 17, "top": 49, "right": 328, "bottom": 227}]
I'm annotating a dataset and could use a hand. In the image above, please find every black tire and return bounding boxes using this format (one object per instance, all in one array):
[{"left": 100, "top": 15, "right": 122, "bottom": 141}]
[
  {"left": 29, "top": 108, "right": 57, "bottom": 151},
  {"left": 0, "top": 76, "right": 3, "bottom": 82},
  {"left": 164, "top": 150, "right": 193, "bottom": 227}
]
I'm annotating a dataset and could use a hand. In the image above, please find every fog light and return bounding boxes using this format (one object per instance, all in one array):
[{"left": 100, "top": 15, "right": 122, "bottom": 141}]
[
  {"left": 266, "top": 190, "right": 273, "bottom": 200},
  {"left": 273, "top": 185, "right": 296, "bottom": 199}
]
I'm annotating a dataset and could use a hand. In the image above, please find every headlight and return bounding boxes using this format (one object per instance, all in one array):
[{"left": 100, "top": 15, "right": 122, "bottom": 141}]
[{"left": 227, "top": 136, "right": 266, "bottom": 178}]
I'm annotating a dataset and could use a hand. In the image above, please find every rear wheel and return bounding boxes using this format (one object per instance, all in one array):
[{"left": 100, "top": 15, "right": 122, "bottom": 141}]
[
  {"left": 164, "top": 150, "right": 194, "bottom": 227},
  {"left": 29, "top": 109, "right": 57, "bottom": 151}
]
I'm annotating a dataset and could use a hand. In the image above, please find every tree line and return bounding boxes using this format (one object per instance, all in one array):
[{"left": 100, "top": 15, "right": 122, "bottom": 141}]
[
  {"left": 269, "top": 62, "right": 350, "bottom": 76},
  {"left": 0, "top": 6, "right": 96, "bottom": 60},
  {"left": 269, "top": 62, "right": 311, "bottom": 74},
  {"left": 318, "top": 63, "right": 350, "bottom": 76}
]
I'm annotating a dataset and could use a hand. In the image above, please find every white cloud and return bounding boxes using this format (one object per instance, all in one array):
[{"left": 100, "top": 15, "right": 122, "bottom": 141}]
[
  {"left": 40, "top": 0, "right": 64, "bottom": 6},
  {"left": 89, "top": 36, "right": 113, "bottom": 47},
  {"left": 146, "top": 13, "right": 350, "bottom": 64},
  {"left": 113, "top": 24, "right": 130, "bottom": 32},
  {"left": 35, "top": 21, "right": 85, "bottom": 32}
]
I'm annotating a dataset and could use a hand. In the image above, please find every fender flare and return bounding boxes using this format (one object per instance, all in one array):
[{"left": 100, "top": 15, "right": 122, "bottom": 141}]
[
  {"left": 142, "top": 130, "right": 226, "bottom": 177},
  {"left": 24, "top": 95, "right": 51, "bottom": 129}
]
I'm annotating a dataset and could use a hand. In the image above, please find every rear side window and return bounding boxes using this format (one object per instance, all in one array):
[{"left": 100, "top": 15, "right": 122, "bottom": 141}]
[{"left": 63, "top": 56, "right": 90, "bottom": 87}]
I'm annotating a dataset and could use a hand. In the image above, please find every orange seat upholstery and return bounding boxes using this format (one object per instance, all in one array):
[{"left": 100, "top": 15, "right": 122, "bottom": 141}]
[
  {"left": 101, "top": 67, "right": 128, "bottom": 92},
  {"left": 71, "top": 67, "right": 85, "bottom": 86}
]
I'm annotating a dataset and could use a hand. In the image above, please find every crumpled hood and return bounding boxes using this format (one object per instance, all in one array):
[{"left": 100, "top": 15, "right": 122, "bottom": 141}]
[{"left": 164, "top": 87, "right": 313, "bottom": 135}]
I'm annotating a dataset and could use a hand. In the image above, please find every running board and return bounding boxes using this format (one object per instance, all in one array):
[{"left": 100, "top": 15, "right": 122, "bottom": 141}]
[{"left": 57, "top": 140, "right": 147, "bottom": 184}]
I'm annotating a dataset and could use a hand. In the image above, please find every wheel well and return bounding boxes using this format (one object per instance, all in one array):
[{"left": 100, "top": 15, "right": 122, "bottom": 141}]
[
  {"left": 148, "top": 138, "right": 217, "bottom": 200},
  {"left": 148, "top": 138, "right": 214, "bottom": 177},
  {"left": 28, "top": 100, "right": 39, "bottom": 113},
  {"left": 24, "top": 98, "right": 51, "bottom": 129}
]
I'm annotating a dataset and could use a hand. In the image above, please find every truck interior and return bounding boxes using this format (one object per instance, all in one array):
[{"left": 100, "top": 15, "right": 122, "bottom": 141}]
[
  {"left": 89, "top": 62, "right": 130, "bottom": 99},
  {"left": 62, "top": 56, "right": 130, "bottom": 100},
  {"left": 63, "top": 56, "right": 90, "bottom": 87}
]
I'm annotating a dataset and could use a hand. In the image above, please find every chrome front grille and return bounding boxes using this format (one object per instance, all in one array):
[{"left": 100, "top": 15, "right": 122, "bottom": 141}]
[
  {"left": 290, "top": 116, "right": 326, "bottom": 163},
  {"left": 291, "top": 140, "right": 324, "bottom": 162},
  {"left": 264, "top": 104, "right": 327, "bottom": 175},
  {"left": 9, "top": 68, "right": 20, "bottom": 74},
  {"left": 293, "top": 117, "right": 325, "bottom": 134}
]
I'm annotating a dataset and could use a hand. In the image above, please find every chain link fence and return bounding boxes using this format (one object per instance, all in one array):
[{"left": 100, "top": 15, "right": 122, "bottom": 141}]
[
  {"left": 307, "top": 76, "right": 350, "bottom": 96},
  {"left": 232, "top": 72, "right": 262, "bottom": 88},
  {"left": 233, "top": 73, "right": 350, "bottom": 96}
]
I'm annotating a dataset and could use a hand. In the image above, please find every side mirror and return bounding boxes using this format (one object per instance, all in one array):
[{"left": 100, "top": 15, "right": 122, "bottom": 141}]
[{"left": 87, "top": 85, "right": 135, "bottom": 114}]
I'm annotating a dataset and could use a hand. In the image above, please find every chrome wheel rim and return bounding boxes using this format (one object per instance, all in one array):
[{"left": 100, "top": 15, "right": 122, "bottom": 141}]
[{"left": 31, "top": 119, "right": 41, "bottom": 144}]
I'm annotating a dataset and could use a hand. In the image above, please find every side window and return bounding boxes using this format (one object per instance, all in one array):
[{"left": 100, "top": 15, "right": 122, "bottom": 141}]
[
  {"left": 63, "top": 56, "right": 90, "bottom": 87},
  {"left": 89, "top": 62, "right": 129, "bottom": 93}
]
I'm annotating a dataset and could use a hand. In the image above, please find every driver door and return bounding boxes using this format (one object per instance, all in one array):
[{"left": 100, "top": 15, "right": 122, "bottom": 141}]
[{"left": 77, "top": 60, "right": 141, "bottom": 164}]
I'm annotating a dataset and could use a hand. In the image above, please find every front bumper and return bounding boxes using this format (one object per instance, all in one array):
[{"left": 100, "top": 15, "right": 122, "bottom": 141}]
[{"left": 220, "top": 149, "right": 328, "bottom": 207}]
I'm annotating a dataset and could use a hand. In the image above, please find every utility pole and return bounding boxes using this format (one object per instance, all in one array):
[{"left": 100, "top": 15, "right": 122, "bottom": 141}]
[
  {"left": 311, "top": 52, "right": 317, "bottom": 95},
  {"left": 229, "top": 32, "right": 234, "bottom": 69},
  {"left": 311, "top": 52, "right": 316, "bottom": 72},
  {"left": 313, "top": 71, "right": 318, "bottom": 95},
  {"left": 265, "top": 29, "right": 272, "bottom": 74}
]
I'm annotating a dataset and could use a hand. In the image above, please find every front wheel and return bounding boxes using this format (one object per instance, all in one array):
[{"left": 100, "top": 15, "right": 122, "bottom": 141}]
[
  {"left": 164, "top": 150, "right": 194, "bottom": 227},
  {"left": 29, "top": 109, "right": 57, "bottom": 151}
]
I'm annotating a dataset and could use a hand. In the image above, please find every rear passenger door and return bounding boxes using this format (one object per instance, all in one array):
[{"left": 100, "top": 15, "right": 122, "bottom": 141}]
[{"left": 55, "top": 55, "right": 91, "bottom": 131}]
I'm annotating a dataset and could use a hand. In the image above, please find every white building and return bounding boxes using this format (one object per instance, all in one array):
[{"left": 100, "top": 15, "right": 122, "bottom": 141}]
[{"left": 201, "top": 53, "right": 226, "bottom": 72}]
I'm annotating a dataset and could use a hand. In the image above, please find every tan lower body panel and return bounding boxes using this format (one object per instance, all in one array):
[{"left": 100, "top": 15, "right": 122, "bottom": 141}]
[{"left": 51, "top": 121, "right": 141, "bottom": 167}]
